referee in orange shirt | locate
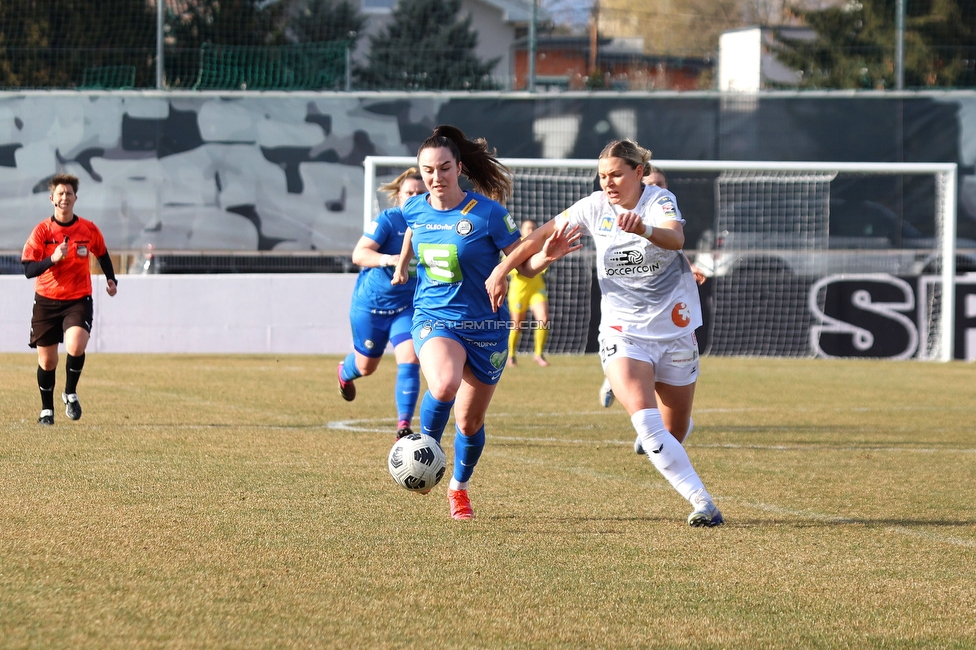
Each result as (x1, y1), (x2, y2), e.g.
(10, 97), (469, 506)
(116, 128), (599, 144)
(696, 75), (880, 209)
(21, 173), (118, 425)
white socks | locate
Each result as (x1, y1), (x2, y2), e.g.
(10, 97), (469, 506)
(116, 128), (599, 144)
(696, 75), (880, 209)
(631, 408), (710, 504)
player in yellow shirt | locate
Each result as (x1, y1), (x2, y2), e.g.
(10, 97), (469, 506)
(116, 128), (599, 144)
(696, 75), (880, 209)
(507, 219), (550, 367)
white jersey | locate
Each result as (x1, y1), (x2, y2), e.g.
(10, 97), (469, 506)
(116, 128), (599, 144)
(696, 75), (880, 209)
(557, 184), (703, 341)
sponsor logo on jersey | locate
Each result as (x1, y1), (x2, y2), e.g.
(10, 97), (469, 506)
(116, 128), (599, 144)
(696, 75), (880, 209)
(419, 243), (462, 283)
(456, 219), (473, 236)
(608, 249), (644, 265)
(460, 199), (478, 215)
(504, 213), (518, 233)
(605, 248), (662, 276)
(424, 223), (455, 230)
(598, 215), (615, 233)
(671, 301), (692, 327)
(366, 220), (379, 235)
(656, 196), (677, 218)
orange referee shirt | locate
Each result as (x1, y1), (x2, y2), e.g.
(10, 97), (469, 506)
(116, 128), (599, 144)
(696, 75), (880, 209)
(22, 215), (108, 301)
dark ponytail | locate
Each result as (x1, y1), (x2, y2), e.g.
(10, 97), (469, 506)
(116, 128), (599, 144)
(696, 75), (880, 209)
(418, 125), (513, 204)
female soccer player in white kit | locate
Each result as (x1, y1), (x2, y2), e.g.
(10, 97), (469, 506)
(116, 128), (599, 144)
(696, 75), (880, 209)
(487, 139), (723, 527)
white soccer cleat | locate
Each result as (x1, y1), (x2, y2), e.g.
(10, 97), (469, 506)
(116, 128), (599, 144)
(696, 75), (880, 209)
(688, 498), (725, 528)
(599, 377), (614, 408)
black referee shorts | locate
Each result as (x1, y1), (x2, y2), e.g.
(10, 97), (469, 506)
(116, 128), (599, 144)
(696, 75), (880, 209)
(29, 294), (94, 348)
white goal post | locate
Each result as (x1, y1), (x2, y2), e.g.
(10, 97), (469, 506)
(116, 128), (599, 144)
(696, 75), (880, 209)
(364, 156), (958, 361)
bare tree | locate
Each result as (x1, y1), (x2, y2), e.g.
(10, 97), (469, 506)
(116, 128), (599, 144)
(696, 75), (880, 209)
(595, 0), (824, 57)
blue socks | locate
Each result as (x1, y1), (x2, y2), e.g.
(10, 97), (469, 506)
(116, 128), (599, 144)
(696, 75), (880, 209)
(395, 363), (420, 423)
(419, 391), (455, 443)
(453, 425), (485, 483)
(339, 352), (361, 382)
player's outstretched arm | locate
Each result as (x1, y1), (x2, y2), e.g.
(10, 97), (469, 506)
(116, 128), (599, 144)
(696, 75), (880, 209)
(521, 219), (582, 277)
(486, 219), (580, 311)
(486, 220), (552, 311)
(391, 228), (413, 286)
(685, 253), (707, 285)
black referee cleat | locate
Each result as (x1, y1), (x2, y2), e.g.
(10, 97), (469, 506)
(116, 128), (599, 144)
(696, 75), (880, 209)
(62, 393), (82, 421)
(38, 409), (55, 425)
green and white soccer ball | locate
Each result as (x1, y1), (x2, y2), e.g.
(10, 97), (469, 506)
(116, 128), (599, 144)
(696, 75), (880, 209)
(388, 433), (447, 495)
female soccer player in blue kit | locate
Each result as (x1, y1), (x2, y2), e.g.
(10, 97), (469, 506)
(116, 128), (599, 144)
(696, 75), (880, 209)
(338, 169), (426, 438)
(392, 125), (581, 520)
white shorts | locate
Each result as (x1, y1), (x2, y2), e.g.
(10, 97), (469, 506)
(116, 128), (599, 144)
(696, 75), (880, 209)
(598, 330), (700, 387)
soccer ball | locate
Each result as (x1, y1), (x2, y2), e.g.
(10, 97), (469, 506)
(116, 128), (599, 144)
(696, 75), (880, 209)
(388, 433), (447, 495)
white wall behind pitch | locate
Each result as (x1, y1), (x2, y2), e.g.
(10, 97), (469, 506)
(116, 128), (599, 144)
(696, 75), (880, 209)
(0, 274), (357, 354)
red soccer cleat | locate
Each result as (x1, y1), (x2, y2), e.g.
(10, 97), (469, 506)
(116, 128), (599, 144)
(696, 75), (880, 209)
(448, 488), (474, 520)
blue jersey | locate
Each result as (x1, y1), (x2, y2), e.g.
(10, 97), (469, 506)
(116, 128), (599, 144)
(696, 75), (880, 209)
(351, 207), (417, 312)
(402, 191), (521, 325)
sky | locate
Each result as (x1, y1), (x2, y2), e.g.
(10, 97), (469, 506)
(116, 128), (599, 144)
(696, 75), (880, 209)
(541, 0), (595, 30)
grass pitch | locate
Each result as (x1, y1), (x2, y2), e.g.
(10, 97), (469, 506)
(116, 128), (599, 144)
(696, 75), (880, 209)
(1, 353), (974, 648)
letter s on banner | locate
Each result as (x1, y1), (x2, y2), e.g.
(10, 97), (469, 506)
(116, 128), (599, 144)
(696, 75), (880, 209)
(808, 274), (918, 360)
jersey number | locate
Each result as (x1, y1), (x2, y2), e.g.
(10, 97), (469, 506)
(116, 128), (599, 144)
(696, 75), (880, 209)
(418, 243), (462, 283)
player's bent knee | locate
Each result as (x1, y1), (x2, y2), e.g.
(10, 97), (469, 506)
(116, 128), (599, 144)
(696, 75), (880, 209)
(428, 383), (461, 402)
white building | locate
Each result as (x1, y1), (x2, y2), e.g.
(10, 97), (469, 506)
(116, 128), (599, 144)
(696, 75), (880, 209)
(718, 26), (814, 92)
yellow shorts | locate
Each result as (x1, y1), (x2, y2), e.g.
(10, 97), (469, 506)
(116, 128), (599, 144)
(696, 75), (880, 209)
(508, 272), (547, 313)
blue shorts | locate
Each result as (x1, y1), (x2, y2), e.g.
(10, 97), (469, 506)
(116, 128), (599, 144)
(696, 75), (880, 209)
(412, 319), (508, 385)
(350, 303), (414, 358)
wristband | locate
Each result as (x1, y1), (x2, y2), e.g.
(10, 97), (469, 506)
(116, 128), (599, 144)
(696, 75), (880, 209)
(642, 225), (654, 240)
(379, 254), (393, 267)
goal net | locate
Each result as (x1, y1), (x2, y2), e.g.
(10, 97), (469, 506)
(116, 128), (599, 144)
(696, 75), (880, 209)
(363, 157), (958, 361)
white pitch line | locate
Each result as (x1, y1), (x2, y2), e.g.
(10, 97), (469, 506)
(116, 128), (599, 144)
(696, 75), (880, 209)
(326, 420), (976, 454)
(491, 405), (976, 417)
(492, 434), (632, 446)
(695, 443), (976, 454)
(330, 418), (975, 547)
(887, 527), (976, 549)
(328, 419), (393, 434)
(742, 501), (976, 549)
